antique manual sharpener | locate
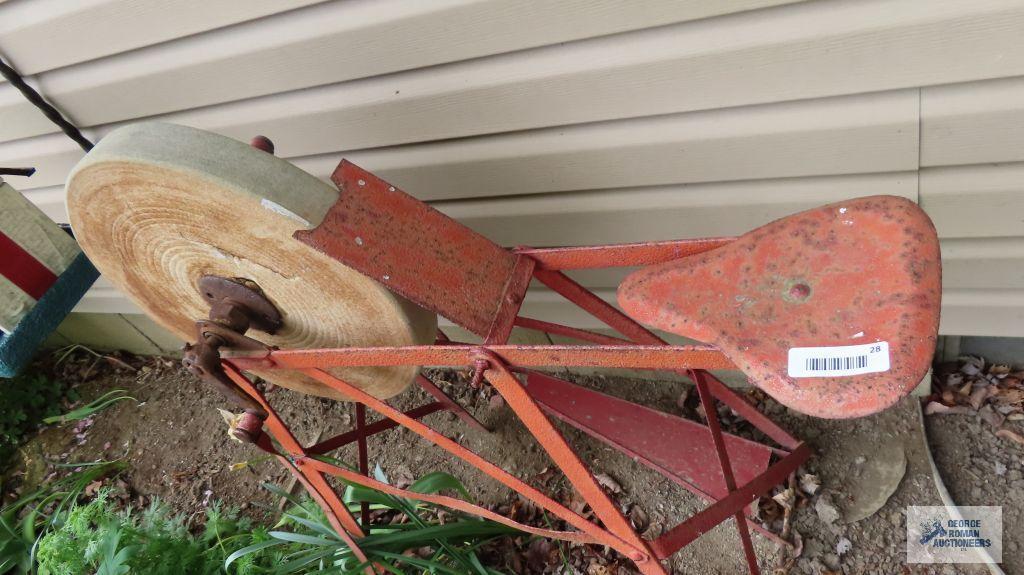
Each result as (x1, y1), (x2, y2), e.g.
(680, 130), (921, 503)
(66, 122), (941, 574)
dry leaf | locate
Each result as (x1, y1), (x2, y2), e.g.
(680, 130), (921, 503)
(979, 405), (1005, 429)
(959, 356), (984, 374)
(995, 429), (1024, 446)
(940, 390), (956, 405)
(772, 488), (795, 511)
(594, 473), (621, 494)
(629, 506), (650, 533)
(925, 402), (971, 415)
(83, 479), (103, 497)
(969, 385), (990, 410)
(991, 365), (1011, 376)
(798, 474), (821, 496)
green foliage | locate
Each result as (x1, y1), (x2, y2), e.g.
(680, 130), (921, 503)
(227, 464), (514, 574)
(0, 373), (67, 464)
(7, 461), (515, 574)
(0, 461), (125, 575)
(42, 390), (136, 426)
(34, 494), (285, 575)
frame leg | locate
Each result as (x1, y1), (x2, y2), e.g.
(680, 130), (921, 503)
(356, 403), (370, 527)
(299, 367), (648, 560)
(416, 374), (489, 433)
(476, 350), (666, 575)
(694, 371), (760, 574)
(221, 365), (374, 573)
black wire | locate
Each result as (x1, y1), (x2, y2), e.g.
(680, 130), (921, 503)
(0, 55), (93, 152)
(0, 167), (35, 177)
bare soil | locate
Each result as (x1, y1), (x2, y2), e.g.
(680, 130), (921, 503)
(4, 353), (1018, 574)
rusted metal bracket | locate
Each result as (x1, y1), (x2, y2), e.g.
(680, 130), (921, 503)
(182, 275), (280, 441)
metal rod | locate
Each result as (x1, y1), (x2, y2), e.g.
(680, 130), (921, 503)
(694, 371), (760, 574)
(514, 238), (733, 270)
(307, 402), (446, 455)
(0, 56), (93, 152)
(478, 354), (662, 571)
(514, 316), (634, 345)
(650, 444), (811, 559)
(415, 375), (488, 433)
(298, 367), (646, 560)
(0, 167), (36, 177)
(356, 403), (370, 527)
(484, 254), (535, 343)
(533, 269), (664, 343)
(228, 344), (734, 371)
(222, 365), (368, 540)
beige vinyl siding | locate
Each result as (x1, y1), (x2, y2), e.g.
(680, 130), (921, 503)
(0, 0), (1022, 352)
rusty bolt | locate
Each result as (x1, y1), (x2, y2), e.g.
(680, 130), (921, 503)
(249, 135), (275, 155)
(231, 412), (264, 443)
(469, 359), (489, 389)
(788, 282), (811, 300)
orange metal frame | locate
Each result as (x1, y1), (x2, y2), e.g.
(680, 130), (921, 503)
(213, 157), (810, 574)
(223, 251), (810, 575)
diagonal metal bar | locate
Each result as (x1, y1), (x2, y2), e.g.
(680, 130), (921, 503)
(650, 444), (811, 559)
(298, 367), (646, 560)
(416, 374), (488, 433)
(308, 402), (446, 455)
(693, 370), (760, 574)
(514, 238), (732, 271)
(230, 344), (733, 371)
(222, 366), (369, 549)
(475, 351), (664, 573)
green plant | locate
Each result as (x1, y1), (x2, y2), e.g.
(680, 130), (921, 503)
(42, 390), (136, 425)
(0, 461), (125, 574)
(227, 465), (516, 574)
(35, 493), (281, 575)
(0, 373), (67, 465)
(8, 461), (518, 574)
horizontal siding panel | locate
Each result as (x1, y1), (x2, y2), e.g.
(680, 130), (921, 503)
(922, 76), (1024, 166)
(439, 172), (918, 246)
(5, 0), (1024, 146)
(0, 132), (90, 192)
(940, 238), (1024, 290)
(2, 89), (919, 195)
(19, 185), (65, 223)
(155, 0), (1024, 162)
(941, 289), (1024, 337)
(0, 0), (324, 76)
(315, 90), (919, 201)
(920, 163), (1024, 238)
(0, 0), (798, 142)
(0, 80), (56, 143)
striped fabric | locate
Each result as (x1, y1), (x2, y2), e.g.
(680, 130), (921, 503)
(0, 179), (80, 334)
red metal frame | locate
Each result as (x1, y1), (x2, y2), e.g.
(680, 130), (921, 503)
(207, 157), (811, 574)
(220, 237), (809, 575)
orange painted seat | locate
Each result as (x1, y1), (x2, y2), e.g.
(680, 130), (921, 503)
(618, 196), (941, 419)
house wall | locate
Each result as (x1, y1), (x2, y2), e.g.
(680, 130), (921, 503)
(1, 0), (1023, 356)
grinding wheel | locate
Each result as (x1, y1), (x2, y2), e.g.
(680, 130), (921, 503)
(66, 122), (437, 400)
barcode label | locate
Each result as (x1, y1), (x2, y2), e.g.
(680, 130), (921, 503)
(788, 342), (890, 377)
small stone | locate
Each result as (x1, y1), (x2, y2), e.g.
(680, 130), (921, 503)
(854, 455), (866, 465)
(823, 552), (841, 570)
(815, 493), (841, 526)
(1008, 469), (1022, 481)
